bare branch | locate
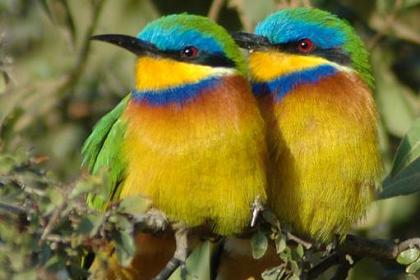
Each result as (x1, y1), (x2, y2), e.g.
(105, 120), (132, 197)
(208, 0), (225, 22)
(0, 201), (26, 215)
(339, 234), (397, 260)
(59, 0), (107, 93)
(153, 225), (189, 280)
(286, 232), (312, 250)
(153, 257), (183, 280)
(307, 235), (420, 279)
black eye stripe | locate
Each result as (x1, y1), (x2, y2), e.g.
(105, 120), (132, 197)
(273, 41), (351, 65)
(155, 49), (236, 68)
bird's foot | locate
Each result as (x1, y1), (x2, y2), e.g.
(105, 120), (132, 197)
(137, 208), (168, 232)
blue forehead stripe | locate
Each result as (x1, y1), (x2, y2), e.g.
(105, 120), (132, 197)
(138, 27), (223, 53)
(132, 77), (221, 106)
(252, 65), (337, 100)
(256, 19), (345, 49)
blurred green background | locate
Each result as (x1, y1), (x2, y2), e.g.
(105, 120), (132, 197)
(0, 0), (419, 278)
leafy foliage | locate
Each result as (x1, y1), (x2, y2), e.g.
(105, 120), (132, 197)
(0, 152), (151, 278)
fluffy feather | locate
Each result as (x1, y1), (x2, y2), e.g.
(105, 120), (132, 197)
(255, 7), (373, 87)
(247, 7), (382, 241)
(83, 13), (267, 279)
(121, 74), (266, 234)
(259, 72), (382, 240)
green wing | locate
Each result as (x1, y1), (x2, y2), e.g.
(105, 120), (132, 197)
(82, 95), (129, 210)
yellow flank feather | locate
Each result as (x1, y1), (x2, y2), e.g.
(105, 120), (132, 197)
(121, 58), (267, 235)
(135, 56), (233, 90)
(248, 51), (345, 82)
(250, 54), (382, 241)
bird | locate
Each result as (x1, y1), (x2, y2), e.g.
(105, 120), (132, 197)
(231, 7), (383, 243)
(82, 14), (267, 279)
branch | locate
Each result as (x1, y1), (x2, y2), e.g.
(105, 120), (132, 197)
(153, 258), (183, 280)
(286, 232), (312, 250)
(0, 201), (26, 215)
(338, 234), (406, 260)
(368, 0), (403, 50)
(307, 235), (420, 279)
(153, 226), (189, 280)
(208, 0), (225, 22)
(59, 0), (107, 93)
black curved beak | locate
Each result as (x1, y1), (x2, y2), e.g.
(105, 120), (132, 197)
(230, 31), (272, 50)
(91, 34), (160, 56)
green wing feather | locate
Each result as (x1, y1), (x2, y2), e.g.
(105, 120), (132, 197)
(81, 95), (129, 209)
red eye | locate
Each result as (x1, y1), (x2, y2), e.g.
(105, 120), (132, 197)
(297, 38), (315, 54)
(181, 46), (199, 58)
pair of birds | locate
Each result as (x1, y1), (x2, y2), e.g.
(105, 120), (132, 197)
(82, 7), (382, 279)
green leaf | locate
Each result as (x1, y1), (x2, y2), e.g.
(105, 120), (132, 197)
(288, 274), (300, 280)
(251, 230), (268, 259)
(262, 266), (286, 280)
(390, 119), (420, 177)
(373, 49), (416, 138)
(114, 215), (133, 232)
(379, 157), (420, 199)
(404, 274), (418, 280)
(76, 214), (104, 237)
(397, 248), (420, 265)
(295, 244), (304, 259)
(43, 188), (64, 214)
(289, 260), (300, 276)
(379, 119), (420, 199)
(407, 258), (420, 274)
(70, 176), (99, 199)
(169, 241), (219, 280)
(275, 234), (286, 254)
(118, 196), (151, 216)
(114, 230), (135, 267)
(0, 155), (16, 174)
(262, 210), (280, 228)
(279, 247), (292, 263)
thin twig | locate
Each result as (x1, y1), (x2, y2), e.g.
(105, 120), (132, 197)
(208, 0), (225, 22)
(60, 0), (107, 93)
(368, 0), (403, 50)
(153, 226), (189, 280)
(307, 235), (420, 279)
(0, 201), (26, 215)
(338, 234), (397, 260)
(230, 0), (253, 32)
(287, 232), (313, 250)
(40, 202), (67, 241)
(153, 257), (183, 280)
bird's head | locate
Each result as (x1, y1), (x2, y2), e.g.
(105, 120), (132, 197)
(232, 8), (373, 95)
(92, 14), (246, 95)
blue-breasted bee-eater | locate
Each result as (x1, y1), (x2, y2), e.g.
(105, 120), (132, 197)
(82, 14), (267, 279)
(233, 6), (382, 242)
